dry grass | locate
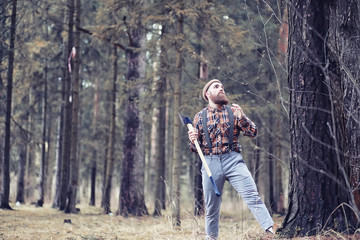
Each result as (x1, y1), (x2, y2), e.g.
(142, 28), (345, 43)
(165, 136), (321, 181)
(0, 203), (359, 240)
(0, 203), (273, 240)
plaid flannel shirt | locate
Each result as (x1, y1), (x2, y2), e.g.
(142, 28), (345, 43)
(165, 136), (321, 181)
(189, 105), (257, 155)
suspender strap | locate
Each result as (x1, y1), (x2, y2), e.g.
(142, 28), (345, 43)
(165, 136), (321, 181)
(202, 106), (234, 154)
(225, 105), (234, 148)
(202, 108), (212, 154)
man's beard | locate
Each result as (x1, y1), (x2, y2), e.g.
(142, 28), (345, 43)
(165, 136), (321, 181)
(209, 92), (229, 105)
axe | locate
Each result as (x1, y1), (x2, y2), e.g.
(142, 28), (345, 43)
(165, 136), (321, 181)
(178, 112), (220, 196)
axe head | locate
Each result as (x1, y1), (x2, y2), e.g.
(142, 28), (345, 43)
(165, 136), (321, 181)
(178, 112), (192, 125)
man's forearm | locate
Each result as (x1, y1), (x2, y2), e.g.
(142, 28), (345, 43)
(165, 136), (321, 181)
(239, 116), (257, 137)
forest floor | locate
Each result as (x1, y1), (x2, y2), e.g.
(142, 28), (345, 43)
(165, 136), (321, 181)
(0, 203), (359, 240)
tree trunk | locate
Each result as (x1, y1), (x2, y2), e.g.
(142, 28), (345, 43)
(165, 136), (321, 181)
(0, 0), (6, 199)
(46, 108), (55, 202)
(25, 88), (36, 200)
(65, 0), (81, 214)
(52, 4), (67, 209)
(194, 157), (204, 216)
(15, 146), (26, 204)
(268, 140), (274, 212)
(254, 138), (261, 186)
(0, 139), (2, 199)
(194, 36), (208, 216)
(37, 59), (48, 208)
(153, 24), (168, 217)
(330, 0), (360, 211)
(1, 0), (16, 210)
(274, 5), (288, 215)
(274, 100), (285, 214)
(171, 1), (184, 227)
(278, 0), (358, 237)
(118, 5), (148, 216)
(103, 46), (117, 214)
(89, 74), (100, 206)
(52, 92), (64, 208)
(267, 98), (276, 213)
(60, 0), (74, 211)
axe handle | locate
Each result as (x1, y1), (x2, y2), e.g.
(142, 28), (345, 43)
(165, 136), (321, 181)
(187, 123), (220, 196)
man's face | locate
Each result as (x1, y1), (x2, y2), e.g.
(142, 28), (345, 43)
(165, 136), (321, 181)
(207, 82), (229, 105)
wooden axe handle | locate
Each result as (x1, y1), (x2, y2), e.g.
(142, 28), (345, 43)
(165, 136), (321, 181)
(186, 123), (220, 196)
(187, 124), (212, 176)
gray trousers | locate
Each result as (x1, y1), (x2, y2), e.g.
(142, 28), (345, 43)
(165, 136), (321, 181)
(202, 151), (274, 239)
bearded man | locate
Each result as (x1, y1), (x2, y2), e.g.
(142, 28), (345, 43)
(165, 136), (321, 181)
(188, 79), (274, 240)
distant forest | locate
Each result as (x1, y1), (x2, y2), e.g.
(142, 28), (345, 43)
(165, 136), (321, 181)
(1, 0), (359, 238)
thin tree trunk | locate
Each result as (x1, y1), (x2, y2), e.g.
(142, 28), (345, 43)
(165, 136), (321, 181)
(274, 125), (284, 214)
(274, 5), (287, 215)
(1, 0), (16, 210)
(0, 139), (2, 198)
(103, 46), (117, 214)
(60, 0), (74, 211)
(52, 27), (66, 208)
(158, 81), (167, 211)
(25, 88), (36, 200)
(194, 156), (203, 216)
(65, 0), (81, 214)
(46, 108), (55, 202)
(166, 77), (173, 199)
(15, 146), (26, 204)
(101, 140), (108, 208)
(148, 108), (158, 203)
(171, 1), (184, 226)
(274, 99), (285, 214)
(52, 98), (64, 208)
(0, 0), (6, 198)
(89, 74), (100, 206)
(194, 31), (208, 216)
(37, 58), (48, 207)
(268, 99), (275, 212)
(153, 25), (168, 216)
(254, 138), (261, 186)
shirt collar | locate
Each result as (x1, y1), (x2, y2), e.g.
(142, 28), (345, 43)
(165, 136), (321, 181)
(207, 105), (226, 113)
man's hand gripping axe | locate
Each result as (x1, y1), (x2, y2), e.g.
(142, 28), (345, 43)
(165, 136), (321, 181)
(178, 112), (221, 196)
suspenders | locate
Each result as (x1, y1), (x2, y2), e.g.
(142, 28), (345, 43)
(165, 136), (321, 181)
(201, 105), (234, 154)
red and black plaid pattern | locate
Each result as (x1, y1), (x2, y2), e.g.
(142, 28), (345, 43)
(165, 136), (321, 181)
(189, 105), (257, 155)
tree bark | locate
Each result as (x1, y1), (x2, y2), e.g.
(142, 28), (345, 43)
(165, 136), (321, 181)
(1, 0), (16, 210)
(25, 88), (36, 200)
(171, 0), (184, 227)
(153, 24), (168, 217)
(52, 10), (67, 207)
(46, 107), (55, 202)
(274, 112), (285, 214)
(278, 0), (358, 237)
(89, 74), (100, 206)
(253, 138), (261, 186)
(59, 0), (74, 211)
(194, 35), (208, 216)
(52, 87), (64, 208)
(15, 146), (26, 204)
(330, 0), (360, 211)
(0, 0), (7, 201)
(103, 46), (117, 214)
(37, 57), (48, 208)
(118, 1), (148, 216)
(65, 0), (81, 214)
(274, 5), (288, 215)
